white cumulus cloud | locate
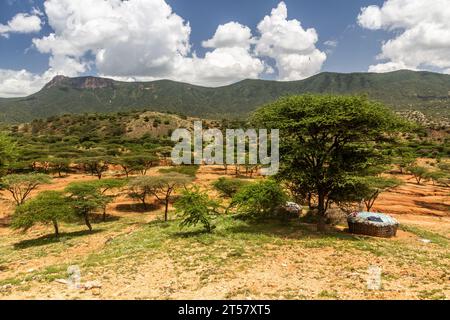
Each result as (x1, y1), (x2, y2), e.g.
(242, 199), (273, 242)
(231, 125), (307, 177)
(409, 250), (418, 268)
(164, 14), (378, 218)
(255, 2), (326, 81)
(0, 12), (42, 37)
(33, 0), (192, 78)
(0, 69), (50, 97)
(358, 0), (450, 73)
(202, 22), (254, 49)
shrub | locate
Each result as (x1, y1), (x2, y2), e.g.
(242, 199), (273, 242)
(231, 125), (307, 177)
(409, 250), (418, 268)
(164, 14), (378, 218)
(425, 171), (449, 186)
(407, 166), (429, 184)
(159, 165), (199, 177)
(175, 187), (220, 233)
(213, 177), (249, 198)
(230, 180), (288, 220)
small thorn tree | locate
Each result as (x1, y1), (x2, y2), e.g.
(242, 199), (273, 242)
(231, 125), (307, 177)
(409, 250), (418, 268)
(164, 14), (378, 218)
(331, 176), (402, 213)
(128, 173), (193, 221)
(78, 157), (110, 179)
(65, 182), (107, 231)
(407, 166), (429, 185)
(88, 178), (127, 221)
(49, 158), (71, 177)
(1, 173), (52, 205)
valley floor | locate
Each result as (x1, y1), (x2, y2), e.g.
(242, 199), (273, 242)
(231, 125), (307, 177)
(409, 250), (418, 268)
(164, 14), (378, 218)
(0, 166), (449, 300)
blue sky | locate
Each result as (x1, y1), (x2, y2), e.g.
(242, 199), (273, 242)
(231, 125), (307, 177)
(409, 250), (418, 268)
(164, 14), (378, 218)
(0, 0), (449, 97)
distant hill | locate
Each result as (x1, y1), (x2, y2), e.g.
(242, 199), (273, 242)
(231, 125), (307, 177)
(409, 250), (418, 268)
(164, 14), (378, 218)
(1, 70), (450, 122)
(14, 110), (199, 140)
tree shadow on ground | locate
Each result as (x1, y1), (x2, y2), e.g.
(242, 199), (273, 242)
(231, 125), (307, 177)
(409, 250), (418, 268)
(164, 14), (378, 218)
(223, 219), (362, 242)
(167, 217), (362, 242)
(0, 216), (11, 227)
(90, 214), (121, 223)
(115, 203), (161, 213)
(173, 229), (211, 238)
(14, 229), (104, 249)
(413, 200), (450, 215)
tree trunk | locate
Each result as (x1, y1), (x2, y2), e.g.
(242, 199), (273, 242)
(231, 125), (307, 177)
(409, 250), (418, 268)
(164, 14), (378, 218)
(164, 198), (169, 222)
(102, 207), (107, 222)
(317, 191), (327, 232)
(365, 191), (379, 212)
(307, 193), (312, 209)
(53, 220), (59, 237)
(84, 213), (93, 231)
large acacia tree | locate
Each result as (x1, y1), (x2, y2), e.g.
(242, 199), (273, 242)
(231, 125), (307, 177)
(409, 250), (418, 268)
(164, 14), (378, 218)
(252, 95), (407, 231)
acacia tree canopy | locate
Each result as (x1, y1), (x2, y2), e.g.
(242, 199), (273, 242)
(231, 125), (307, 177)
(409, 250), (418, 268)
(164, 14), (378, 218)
(88, 178), (127, 221)
(65, 182), (108, 231)
(11, 191), (73, 237)
(330, 176), (402, 213)
(1, 173), (52, 205)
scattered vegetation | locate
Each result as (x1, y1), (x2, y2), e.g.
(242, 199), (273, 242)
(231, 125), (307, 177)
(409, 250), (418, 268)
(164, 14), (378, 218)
(65, 182), (108, 231)
(128, 173), (193, 220)
(0, 92), (448, 300)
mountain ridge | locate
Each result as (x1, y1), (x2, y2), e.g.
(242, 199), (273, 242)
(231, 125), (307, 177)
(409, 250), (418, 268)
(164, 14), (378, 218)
(1, 70), (450, 122)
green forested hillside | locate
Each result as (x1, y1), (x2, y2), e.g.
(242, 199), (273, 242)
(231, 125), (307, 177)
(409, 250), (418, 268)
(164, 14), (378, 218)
(1, 70), (450, 122)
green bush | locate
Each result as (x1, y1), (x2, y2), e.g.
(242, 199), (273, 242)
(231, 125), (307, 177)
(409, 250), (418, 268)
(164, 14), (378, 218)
(213, 177), (249, 198)
(230, 180), (288, 220)
(175, 187), (220, 233)
(159, 165), (199, 177)
(407, 166), (429, 184)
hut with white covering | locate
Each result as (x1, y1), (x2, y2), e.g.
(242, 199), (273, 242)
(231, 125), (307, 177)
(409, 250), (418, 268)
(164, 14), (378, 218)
(347, 212), (399, 238)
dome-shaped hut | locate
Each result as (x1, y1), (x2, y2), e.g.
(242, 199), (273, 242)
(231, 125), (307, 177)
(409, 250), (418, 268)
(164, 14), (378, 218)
(347, 212), (399, 238)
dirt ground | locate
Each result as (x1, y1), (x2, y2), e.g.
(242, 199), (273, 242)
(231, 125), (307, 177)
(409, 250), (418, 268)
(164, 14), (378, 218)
(0, 165), (449, 300)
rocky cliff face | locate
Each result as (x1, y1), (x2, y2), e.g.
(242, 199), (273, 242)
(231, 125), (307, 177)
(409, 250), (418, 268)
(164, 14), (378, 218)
(43, 75), (69, 89)
(74, 76), (114, 89)
(44, 75), (114, 90)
